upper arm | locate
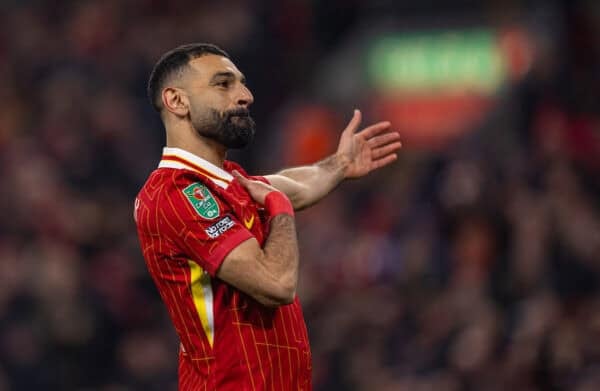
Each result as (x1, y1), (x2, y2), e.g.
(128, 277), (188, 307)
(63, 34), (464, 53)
(160, 176), (253, 276)
(216, 238), (294, 307)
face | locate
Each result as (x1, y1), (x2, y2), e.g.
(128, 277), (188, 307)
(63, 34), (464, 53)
(176, 54), (255, 149)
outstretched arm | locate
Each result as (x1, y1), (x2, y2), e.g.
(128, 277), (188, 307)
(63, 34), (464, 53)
(266, 109), (402, 210)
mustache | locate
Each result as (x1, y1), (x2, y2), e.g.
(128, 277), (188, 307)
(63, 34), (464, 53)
(224, 108), (250, 119)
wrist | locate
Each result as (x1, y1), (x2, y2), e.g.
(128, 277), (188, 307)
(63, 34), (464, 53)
(264, 191), (294, 217)
(333, 153), (351, 179)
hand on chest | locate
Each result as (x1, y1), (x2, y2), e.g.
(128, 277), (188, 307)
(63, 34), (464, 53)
(220, 181), (268, 240)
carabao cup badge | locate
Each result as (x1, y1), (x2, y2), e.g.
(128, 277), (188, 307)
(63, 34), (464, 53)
(183, 183), (220, 219)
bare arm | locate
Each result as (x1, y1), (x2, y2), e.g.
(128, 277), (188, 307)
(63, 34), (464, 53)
(266, 109), (402, 210)
(216, 172), (299, 307)
(265, 154), (346, 211)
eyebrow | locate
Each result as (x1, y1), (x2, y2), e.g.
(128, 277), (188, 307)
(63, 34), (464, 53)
(210, 71), (246, 84)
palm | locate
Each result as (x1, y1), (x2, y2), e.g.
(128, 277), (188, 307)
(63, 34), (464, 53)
(337, 110), (402, 179)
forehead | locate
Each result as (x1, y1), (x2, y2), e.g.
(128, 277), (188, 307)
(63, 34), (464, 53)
(186, 54), (243, 81)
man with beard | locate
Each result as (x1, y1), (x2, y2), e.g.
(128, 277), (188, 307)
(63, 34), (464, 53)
(134, 43), (401, 390)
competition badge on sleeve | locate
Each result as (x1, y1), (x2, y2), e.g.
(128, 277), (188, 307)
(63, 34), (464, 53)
(183, 183), (220, 219)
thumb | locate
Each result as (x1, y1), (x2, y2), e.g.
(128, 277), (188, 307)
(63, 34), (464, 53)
(343, 109), (362, 135)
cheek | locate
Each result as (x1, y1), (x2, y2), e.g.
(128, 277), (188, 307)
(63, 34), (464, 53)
(190, 107), (213, 127)
(187, 95), (210, 117)
(190, 93), (227, 115)
(188, 102), (222, 129)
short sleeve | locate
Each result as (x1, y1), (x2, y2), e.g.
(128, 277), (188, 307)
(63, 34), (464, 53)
(160, 173), (253, 276)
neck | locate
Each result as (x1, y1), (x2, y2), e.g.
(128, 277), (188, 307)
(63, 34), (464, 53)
(165, 125), (227, 168)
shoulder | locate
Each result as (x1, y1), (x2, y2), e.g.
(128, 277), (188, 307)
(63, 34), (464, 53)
(135, 168), (220, 224)
(137, 169), (208, 204)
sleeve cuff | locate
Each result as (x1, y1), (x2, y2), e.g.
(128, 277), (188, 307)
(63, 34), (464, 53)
(202, 228), (254, 277)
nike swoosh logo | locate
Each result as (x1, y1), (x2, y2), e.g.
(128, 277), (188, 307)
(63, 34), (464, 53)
(244, 215), (255, 229)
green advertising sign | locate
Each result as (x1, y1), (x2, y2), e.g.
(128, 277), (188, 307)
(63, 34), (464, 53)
(368, 29), (505, 95)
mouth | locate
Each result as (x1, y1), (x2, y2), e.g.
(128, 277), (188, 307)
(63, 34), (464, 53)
(227, 108), (250, 119)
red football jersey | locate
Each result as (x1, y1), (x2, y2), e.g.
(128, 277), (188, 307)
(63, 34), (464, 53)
(134, 147), (312, 390)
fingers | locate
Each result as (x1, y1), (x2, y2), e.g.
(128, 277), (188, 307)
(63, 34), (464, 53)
(366, 130), (402, 162)
(358, 121), (392, 140)
(367, 131), (401, 148)
(372, 153), (398, 169)
(233, 170), (271, 204)
(372, 141), (402, 160)
(342, 109), (363, 135)
(232, 170), (243, 181)
(232, 170), (250, 188)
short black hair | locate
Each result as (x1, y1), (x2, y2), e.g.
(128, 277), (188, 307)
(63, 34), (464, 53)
(147, 43), (230, 112)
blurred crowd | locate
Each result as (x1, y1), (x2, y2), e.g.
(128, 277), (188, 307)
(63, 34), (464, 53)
(0, 0), (599, 390)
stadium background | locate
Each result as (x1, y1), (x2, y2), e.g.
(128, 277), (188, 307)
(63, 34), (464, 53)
(1, 0), (599, 389)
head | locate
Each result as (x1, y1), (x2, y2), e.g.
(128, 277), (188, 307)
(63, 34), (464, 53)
(147, 43), (255, 149)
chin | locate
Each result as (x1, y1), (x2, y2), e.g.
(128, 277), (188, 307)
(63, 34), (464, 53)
(231, 116), (252, 128)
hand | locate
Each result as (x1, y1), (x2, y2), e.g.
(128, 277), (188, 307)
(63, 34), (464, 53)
(336, 109), (402, 179)
(232, 171), (281, 205)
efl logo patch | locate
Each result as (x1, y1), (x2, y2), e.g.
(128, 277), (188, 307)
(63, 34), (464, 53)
(205, 216), (235, 239)
(183, 183), (220, 219)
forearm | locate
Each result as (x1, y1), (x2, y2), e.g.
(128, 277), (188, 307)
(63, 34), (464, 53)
(217, 176), (300, 307)
(215, 205), (300, 307)
(260, 214), (299, 302)
(271, 154), (349, 210)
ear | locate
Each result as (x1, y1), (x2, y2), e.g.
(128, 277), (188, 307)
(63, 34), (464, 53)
(162, 87), (189, 117)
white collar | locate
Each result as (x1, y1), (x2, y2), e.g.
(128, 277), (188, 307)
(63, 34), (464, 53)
(158, 147), (233, 188)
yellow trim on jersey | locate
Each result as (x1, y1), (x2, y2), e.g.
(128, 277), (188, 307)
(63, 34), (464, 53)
(188, 260), (215, 347)
(160, 146), (234, 181)
(162, 155), (232, 184)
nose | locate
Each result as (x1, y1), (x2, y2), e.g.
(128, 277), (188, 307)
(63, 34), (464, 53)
(237, 84), (254, 108)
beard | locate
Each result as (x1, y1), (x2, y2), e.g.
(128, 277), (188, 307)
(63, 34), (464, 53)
(191, 107), (256, 149)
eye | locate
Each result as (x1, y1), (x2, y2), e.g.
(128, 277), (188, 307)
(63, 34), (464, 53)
(216, 80), (230, 89)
